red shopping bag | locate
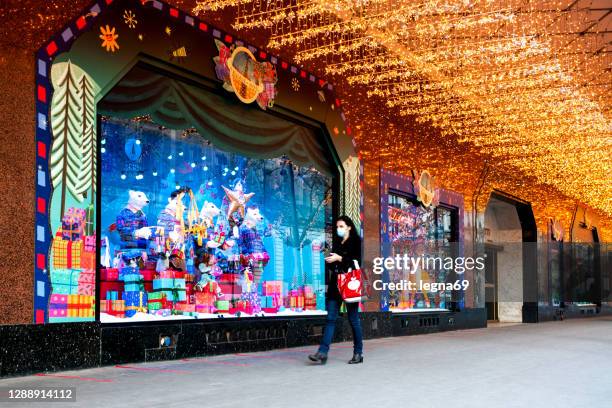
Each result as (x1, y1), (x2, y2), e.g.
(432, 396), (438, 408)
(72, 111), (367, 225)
(337, 260), (364, 303)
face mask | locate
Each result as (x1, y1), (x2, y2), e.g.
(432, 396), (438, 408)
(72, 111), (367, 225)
(336, 227), (347, 238)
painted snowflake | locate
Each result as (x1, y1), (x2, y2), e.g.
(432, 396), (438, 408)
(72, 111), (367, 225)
(123, 10), (137, 29)
(291, 77), (300, 92)
(99, 25), (119, 52)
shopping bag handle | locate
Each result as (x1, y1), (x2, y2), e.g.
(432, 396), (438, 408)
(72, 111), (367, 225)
(348, 259), (360, 272)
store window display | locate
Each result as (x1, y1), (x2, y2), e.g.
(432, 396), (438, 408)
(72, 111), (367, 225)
(99, 117), (332, 321)
(386, 193), (458, 311)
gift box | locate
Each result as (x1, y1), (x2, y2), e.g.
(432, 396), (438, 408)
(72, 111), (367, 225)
(260, 296), (275, 308)
(159, 270), (174, 279)
(101, 268), (119, 281)
(52, 237), (83, 269)
(66, 294), (94, 318)
(195, 304), (215, 313)
(84, 235), (96, 252)
(215, 300), (230, 312)
(61, 218), (83, 241)
(50, 294), (68, 306)
(153, 278), (186, 302)
(120, 266), (139, 279)
(195, 291), (216, 305)
(185, 283), (194, 298)
(262, 307), (279, 313)
(304, 297), (317, 310)
(174, 303), (196, 313)
(109, 300), (125, 318)
(106, 290), (119, 301)
(140, 269), (156, 281)
(262, 281), (283, 295)
(219, 273), (240, 283)
(184, 274), (195, 283)
(148, 292), (169, 311)
(49, 307), (67, 318)
(77, 282), (95, 296)
(81, 251), (96, 269)
(50, 268), (81, 294)
(287, 295), (305, 309)
(303, 285), (314, 298)
(122, 273), (144, 291)
(123, 291), (148, 317)
(240, 292), (261, 313)
(100, 299), (111, 313)
(85, 204), (95, 236)
(100, 281), (123, 301)
(219, 282), (241, 295)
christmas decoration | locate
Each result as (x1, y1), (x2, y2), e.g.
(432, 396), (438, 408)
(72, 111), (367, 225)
(222, 180), (254, 218)
(99, 25), (119, 53)
(291, 77), (300, 92)
(123, 10), (137, 29)
(213, 41), (278, 110)
(193, 0), (612, 216)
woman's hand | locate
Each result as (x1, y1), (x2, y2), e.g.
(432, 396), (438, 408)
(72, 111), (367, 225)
(325, 253), (342, 263)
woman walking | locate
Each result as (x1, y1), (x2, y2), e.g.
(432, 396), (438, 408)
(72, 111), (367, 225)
(309, 215), (364, 364)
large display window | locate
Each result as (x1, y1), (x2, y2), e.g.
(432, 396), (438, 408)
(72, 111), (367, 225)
(99, 116), (332, 321)
(33, 0), (360, 324)
(379, 169), (465, 313)
(386, 193), (458, 311)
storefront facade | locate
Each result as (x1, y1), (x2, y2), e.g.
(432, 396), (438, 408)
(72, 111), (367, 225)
(0, 0), (610, 377)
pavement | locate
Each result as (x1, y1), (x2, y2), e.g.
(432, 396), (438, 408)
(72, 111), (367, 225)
(1, 316), (611, 408)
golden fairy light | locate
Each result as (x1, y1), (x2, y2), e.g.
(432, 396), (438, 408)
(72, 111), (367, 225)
(194, 0), (612, 217)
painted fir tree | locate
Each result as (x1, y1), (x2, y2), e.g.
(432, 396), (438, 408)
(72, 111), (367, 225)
(50, 60), (84, 218)
(75, 72), (97, 204)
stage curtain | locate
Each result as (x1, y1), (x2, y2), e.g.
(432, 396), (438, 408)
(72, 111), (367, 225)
(98, 65), (332, 175)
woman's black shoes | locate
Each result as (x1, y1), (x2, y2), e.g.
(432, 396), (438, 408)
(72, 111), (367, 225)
(308, 352), (328, 364)
(348, 353), (363, 364)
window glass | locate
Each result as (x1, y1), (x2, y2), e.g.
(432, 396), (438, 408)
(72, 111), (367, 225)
(387, 193), (457, 310)
(100, 117), (332, 321)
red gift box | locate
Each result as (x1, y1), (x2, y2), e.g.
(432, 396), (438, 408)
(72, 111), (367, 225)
(219, 282), (241, 295)
(143, 281), (153, 293)
(195, 291), (216, 306)
(262, 306), (279, 313)
(81, 251), (96, 269)
(101, 268), (119, 281)
(140, 269), (156, 281)
(219, 273), (240, 282)
(100, 281), (124, 301)
(196, 304), (215, 313)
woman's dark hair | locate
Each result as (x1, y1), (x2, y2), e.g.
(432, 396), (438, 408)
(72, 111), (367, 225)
(333, 215), (361, 249)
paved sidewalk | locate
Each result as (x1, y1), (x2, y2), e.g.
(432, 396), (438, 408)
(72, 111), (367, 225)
(2, 316), (611, 408)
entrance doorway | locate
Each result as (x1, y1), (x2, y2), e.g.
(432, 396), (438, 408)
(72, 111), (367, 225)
(484, 192), (538, 323)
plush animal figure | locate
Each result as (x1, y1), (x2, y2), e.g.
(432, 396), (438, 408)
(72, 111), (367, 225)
(116, 190), (152, 248)
(158, 192), (180, 236)
(199, 201), (221, 227)
(238, 206), (269, 284)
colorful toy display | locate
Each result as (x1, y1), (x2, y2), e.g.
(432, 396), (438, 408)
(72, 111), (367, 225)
(98, 117), (331, 321)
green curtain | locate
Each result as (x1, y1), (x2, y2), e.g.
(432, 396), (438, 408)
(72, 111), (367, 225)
(98, 65), (332, 175)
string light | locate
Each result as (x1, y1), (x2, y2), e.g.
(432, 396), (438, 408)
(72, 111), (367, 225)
(193, 0), (611, 221)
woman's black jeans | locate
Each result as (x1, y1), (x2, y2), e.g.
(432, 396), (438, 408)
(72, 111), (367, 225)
(317, 298), (363, 355)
